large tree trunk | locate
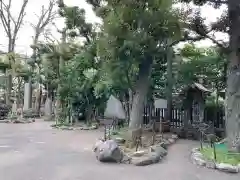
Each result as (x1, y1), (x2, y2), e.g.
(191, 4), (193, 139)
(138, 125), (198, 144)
(5, 71), (12, 106)
(129, 59), (153, 129)
(86, 104), (93, 125)
(166, 47), (173, 121)
(55, 29), (66, 124)
(225, 0), (240, 151)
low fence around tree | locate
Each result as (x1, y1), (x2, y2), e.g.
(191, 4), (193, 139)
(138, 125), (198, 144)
(143, 106), (225, 134)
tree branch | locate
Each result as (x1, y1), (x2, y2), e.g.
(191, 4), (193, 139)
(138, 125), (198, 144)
(0, 0), (11, 35)
(169, 35), (206, 47)
(13, 0), (28, 39)
(32, 0), (57, 42)
(0, 0), (29, 52)
(208, 0), (227, 4)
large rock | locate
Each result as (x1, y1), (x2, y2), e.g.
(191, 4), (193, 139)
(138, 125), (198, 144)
(114, 137), (125, 144)
(132, 150), (146, 157)
(95, 140), (124, 163)
(132, 152), (162, 166)
(93, 139), (104, 152)
(150, 144), (168, 157)
(216, 163), (239, 173)
(23, 108), (39, 118)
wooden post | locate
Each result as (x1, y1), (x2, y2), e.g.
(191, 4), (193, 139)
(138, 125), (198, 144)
(159, 116), (163, 141)
(104, 125), (107, 141)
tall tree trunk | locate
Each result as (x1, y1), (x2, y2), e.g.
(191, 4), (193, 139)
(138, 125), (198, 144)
(5, 73), (12, 105)
(166, 47), (173, 121)
(55, 29), (66, 124)
(86, 104), (93, 125)
(225, 0), (240, 151)
(24, 38), (37, 111)
(129, 59), (153, 129)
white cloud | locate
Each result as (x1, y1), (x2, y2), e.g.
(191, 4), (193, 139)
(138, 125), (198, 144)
(0, 0), (227, 55)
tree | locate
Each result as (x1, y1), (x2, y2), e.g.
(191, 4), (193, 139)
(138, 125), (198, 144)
(23, 0), (57, 113)
(177, 44), (226, 92)
(0, 0), (29, 105)
(35, 0), (104, 124)
(88, 0), (183, 130)
(180, 0), (239, 151)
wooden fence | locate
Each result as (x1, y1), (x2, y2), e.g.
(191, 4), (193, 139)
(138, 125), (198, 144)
(143, 106), (225, 132)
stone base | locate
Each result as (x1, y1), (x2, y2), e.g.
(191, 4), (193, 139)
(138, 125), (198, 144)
(52, 124), (98, 131)
(1, 118), (35, 124)
(191, 147), (240, 173)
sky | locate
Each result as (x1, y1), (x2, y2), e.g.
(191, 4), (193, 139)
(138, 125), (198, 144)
(0, 0), (227, 55)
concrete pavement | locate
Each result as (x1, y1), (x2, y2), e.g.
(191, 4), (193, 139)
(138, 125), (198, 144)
(0, 121), (239, 180)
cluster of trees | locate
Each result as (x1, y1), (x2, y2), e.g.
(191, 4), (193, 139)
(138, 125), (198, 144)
(1, 0), (239, 150)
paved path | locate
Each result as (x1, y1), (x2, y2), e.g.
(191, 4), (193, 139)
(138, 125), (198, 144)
(0, 121), (239, 180)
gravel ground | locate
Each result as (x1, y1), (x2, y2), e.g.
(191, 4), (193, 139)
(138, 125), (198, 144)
(0, 120), (239, 180)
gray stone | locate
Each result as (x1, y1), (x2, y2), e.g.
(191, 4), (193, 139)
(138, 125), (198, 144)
(95, 140), (123, 163)
(168, 138), (175, 144)
(44, 98), (52, 117)
(132, 150), (146, 157)
(93, 139), (104, 152)
(193, 152), (204, 158)
(191, 147), (200, 154)
(150, 144), (167, 157)
(191, 154), (206, 166)
(114, 137), (125, 144)
(23, 83), (31, 111)
(162, 139), (171, 147)
(171, 134), (178, 140)
(82, 126), (90, 130)
(90, 125), (98, 130)
(158, 142), (168, 149)
(206, 160), (216, 169)
(61, 126), (74, 130)
(121, 153), (132, 164)
(216, 163), (239, 173)
(132, 152), (162, 166)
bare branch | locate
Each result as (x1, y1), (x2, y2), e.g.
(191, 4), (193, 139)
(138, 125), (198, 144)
(32, 0), (57, 42)
(0, 0), (11, 35)
(43, 29), (60, 44)
(13, 0), (29, 39)
(0, 0), (29, 52)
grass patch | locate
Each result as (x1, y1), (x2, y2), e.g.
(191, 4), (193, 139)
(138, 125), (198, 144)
(111, 127), (129, 137)
(200, 147), (240, 165)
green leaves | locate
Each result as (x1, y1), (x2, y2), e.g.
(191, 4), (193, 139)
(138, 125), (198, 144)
(177, 44), (226, 91)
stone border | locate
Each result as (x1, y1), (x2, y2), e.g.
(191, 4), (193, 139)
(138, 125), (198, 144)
(52, 125), (98, 131)
(191, 147), (240, 173)
(93, 134), (179, 166)
(0, 118), (35, 124)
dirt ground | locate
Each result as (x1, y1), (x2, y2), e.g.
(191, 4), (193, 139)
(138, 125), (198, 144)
(0, 120), (239, 180)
